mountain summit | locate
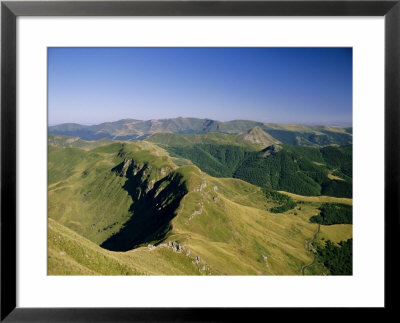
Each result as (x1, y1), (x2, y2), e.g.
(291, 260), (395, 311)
(242, 126), (281, 147)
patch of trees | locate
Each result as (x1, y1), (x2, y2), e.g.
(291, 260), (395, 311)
(234, 150), (322, 196)
(310, 203), (352, 225)
(316, 239), (352, 275)
(321, 145), (352, 178)
(284, 145), (324, 163)
(321, 180), (352, 198)
(270, 200), (297, 213)
(166, 144), (253, 178)
(164, 142), (352, 198)
(233, 147), (352, 197)
(263, 189), (297, 213)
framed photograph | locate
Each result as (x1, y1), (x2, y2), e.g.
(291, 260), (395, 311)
(1, 0), (399, 321)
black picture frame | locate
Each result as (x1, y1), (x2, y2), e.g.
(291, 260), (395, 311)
(1, 0), (399, 321)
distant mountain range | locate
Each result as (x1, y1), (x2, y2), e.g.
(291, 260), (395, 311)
(49, 117), (352, 147)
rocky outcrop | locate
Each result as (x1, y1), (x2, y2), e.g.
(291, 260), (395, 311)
(167, 241), (183, 253)
(194, 181), (207, 192)
(188, 201), (204, 222)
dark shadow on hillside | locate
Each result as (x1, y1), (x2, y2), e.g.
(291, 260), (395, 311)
(100, 161), (187, 251)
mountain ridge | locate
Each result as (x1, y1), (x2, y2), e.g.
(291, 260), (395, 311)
(49, 117), (352, 147)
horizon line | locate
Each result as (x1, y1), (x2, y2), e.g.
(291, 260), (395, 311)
(48, 117), (353, 128)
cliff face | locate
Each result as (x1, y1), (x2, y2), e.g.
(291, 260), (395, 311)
(48, 142), (188, 248)
(101, 158), (188, 251)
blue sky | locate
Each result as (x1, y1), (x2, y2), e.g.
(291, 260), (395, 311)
(48, 48), (352, 126)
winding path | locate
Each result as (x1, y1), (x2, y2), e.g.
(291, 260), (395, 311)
(301, 223), (320, 275)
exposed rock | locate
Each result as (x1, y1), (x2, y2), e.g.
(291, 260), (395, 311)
(65, 137), (79, 144)
(167, 241), (183, 253)
(262, 255), (269, 267)
(160, 167), (169, 176)
(146, 179), (156, 192)
(154, 186), (164, 198)
(188, 201), (203, 221)
(194, 181), (207, 192)
(121, 158), (132, 176)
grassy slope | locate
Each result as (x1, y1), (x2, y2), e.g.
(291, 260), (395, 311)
(48, 218), (200, 275)
(278, 191), (352, 205)
(48, 218), (142, 275)
(279, 191), (353, 243)
(167, 172), (316, 275)
(48, 134), (113, 150)
(49, 141), (352, 275)
(48, 141), (177, 245)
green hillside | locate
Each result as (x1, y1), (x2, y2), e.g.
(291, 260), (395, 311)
(234, 144), (352, 198)
(49, 141), (178, 245)
(147, 131), (352, 198)
(314, 239), (353, 275)
(48, 140), (352, 275)
(146, 131), (263, 177)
